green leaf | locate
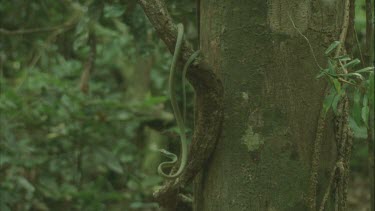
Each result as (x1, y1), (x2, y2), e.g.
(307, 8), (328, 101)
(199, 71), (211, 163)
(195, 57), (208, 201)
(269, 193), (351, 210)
(355, 66), (374, 73)
(323, 87), (336, 115)
(328, 59), (336, 74)
(344, 72), (364, 80)
(325, 41), (340, 55)
(17, 177), (35, 193)
(331, 78), (341, 93)
(334, 55), (351, 61)
(362, 105), (369, 127)
(316, 70), (327, 79)
(98, 147), (124, 174)
(343, 58), (361, 68)
(142, 95), (168, 107)
(349, 117), (368, 139)
(103, 4), (125, 18)
(363, 94), (368, 107)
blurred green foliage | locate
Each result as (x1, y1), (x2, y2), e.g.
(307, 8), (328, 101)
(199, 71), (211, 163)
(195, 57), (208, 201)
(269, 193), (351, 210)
(0, 0), (371, 210)
(0, 0), (197, 210)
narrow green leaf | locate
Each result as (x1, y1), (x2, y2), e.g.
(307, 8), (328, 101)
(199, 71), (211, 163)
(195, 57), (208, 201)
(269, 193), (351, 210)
(103, 4), (125, 18)
(331, 78), (341, 93)
(343, 58), (360, 68)
(334, 55), (351, 61)
(17, 177), (35, 193)
(323, 87), (336, 115)
(349, 117), (368, 139)
(362, 105), (369, 127)
(355, 66), (374, 73)
(363, 95), (368, 107)
(316, 71), (325, 79)
(328, 59), (336, 74)
(344, 72), (364, 80)
(325, 41), (340, 55)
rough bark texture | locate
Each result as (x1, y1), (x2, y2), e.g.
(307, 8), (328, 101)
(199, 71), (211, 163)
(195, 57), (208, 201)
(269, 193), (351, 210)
(194, 1), (345, 210)
(137, 1), (224, 209)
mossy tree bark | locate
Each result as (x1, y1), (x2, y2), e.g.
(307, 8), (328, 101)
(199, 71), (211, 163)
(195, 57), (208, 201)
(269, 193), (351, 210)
(194, 1), (346, 210)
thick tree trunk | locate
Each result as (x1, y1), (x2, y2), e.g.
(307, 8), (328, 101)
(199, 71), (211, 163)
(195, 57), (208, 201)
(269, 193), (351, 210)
(194, 1), (345, 210)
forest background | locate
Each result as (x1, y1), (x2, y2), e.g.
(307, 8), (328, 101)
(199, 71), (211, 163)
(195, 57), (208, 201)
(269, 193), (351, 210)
(0, 0), (372, 210)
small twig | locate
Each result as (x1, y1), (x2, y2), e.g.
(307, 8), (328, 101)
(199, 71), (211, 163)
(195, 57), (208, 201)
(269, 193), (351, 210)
(15, 10), (81, 92)
(334, 0), (350, 60)
(319, 165), (338, 211)
(0, 23), (74, 35)
(353, 27), (365, 66)
(79, 32), (97, 94)
(337, 78), (356, 86)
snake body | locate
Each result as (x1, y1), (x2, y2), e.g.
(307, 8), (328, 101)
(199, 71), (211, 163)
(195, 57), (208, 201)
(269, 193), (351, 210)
(157, 23), (200, 178)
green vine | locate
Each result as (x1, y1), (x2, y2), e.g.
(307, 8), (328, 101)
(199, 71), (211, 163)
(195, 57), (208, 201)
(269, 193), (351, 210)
(317, 41), (374, 126)
(312, 40), (374, 211)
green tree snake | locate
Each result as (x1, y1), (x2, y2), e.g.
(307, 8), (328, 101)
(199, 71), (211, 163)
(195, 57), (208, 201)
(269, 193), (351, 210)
(157, 23), (201, 178)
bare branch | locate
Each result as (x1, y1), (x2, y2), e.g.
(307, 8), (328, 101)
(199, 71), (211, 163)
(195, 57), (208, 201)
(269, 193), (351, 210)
(79, 32), (97, 94)
(0, 23), (74, 35)
(137, 0), (194, 59)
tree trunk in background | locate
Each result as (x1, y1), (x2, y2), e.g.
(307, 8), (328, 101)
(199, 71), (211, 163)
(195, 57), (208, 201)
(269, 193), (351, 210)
(194, 1), (345, 210)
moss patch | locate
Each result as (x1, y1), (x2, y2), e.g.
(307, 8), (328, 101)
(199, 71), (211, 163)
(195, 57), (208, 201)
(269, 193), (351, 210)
(242, 126), (264, 152)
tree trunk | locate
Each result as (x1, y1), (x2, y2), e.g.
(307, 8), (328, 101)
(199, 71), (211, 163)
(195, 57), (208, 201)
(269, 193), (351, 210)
(194, 1), (345, 210)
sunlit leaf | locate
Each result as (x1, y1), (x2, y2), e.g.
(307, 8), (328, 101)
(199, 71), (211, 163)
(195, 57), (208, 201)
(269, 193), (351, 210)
(355, 66), (374, 73)
(17, 177), (35, 193)
(334, 54), (351, 61)
(325, 41), (340, 55)
(331, 78), (341, 93)
(316, 70), (326, 79)
(323, 87), (336, 115)
(343, 58), (360, 68)
(344, 72), (364, 80)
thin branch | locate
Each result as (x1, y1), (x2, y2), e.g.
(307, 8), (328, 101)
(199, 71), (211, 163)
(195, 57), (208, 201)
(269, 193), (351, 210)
(15, 12), (81, 92)
(79, 32), (97, 94)
(137, 0), (216, 87)
(334, 0), (350, 62)
(0, 23), (74, 35)
(307, 103), (326, 210)
(288, 13), (323, 70)
(353, 27), (365, 65)
(137, 0), (192, 57)
(319, 165), (338, 211)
